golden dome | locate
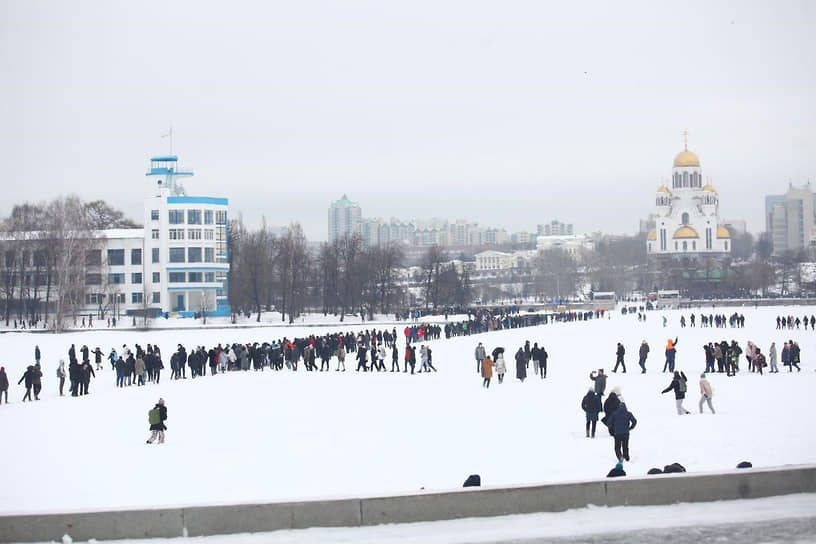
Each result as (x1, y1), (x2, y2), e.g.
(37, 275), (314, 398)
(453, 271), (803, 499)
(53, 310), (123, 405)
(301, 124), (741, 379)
(673, 226), (699, 239)
(702, 183), (716, 192)
(716, 226), (731, 238)
(657, 186), (671, 193)
(647, 229), (657, 240)
(673, 149), (700, 167)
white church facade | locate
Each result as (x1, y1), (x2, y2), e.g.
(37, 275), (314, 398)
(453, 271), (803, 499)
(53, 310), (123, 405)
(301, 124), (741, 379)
(647, 140), (731, 258)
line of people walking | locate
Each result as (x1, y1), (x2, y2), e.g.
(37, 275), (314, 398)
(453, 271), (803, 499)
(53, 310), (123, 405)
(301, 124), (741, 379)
(476, 340), (549, 388)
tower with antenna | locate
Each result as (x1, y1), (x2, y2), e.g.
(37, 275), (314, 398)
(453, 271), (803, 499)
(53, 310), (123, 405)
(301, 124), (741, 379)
(146, 154), (193, 197)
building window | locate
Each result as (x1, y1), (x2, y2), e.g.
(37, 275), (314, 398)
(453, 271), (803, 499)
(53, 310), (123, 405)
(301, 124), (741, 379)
(188, 272), (203, 283)
(692, 241), (696, 250)
(187, 209), (202, 225)
(215, 210), (227, 224)
(132, 272), (143, 284)
(188, 247), (202, 263)
(648, 242), (652, 252)
(205, 272), (215, 282)
(725, 241), (729, 251)
(169, 209), (184, 224)
(204, 210), (214, 224)
(131, 248), (142, 265)
(109, 273), (125, 284)
(169, 248), (186, 263)
(204, 247), (214, 262)
(132, 292), (143, 304)
(85, 250), (102, 266)
(152, 292), (161, 304)
(85, 293), (103, 304)
(169, 229), (185, 240)
(107, 249), (125, 266)
(152, 247), (160, 263)
(152, 272), (160, 283)
(85, 273), (102, 286)
(151, 229), (159, 240)
(683, 241), (687, 251)
(188, 229), (202, 240)
(681, 212), (690, 225)
(674, 242), (678, 250)
(151, 209), (159, 221)
(169, 272), (186, 283)
(204, 229), (214, 240)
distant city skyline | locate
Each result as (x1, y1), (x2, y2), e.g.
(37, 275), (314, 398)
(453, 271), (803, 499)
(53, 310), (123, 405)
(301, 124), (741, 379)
(1, 1), (813, 241)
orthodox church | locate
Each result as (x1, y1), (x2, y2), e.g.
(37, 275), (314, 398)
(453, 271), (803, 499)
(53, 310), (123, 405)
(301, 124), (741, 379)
(647, 138), (731, 257)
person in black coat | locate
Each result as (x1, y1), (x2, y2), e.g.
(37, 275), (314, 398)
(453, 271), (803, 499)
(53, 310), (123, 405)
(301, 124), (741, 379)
(356, 345), (368, 372)
(600, 390), (621, 431)
(146, 398), (168, 444)
(0, 367), (8, 403)
(581, 388), (602, 438)
(515, 348), (527, 382)
(661, 370), (690, 415)
(18, 365), (35, 402)
(613, 343), (626, 373)
(79, 361), (95, 395)
(609, 402), (637, 462)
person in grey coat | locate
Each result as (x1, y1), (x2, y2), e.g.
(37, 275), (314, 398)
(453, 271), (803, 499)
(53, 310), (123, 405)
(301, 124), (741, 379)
(768, 342), (779, 373)
(474, 343), (486, 373)
(590, 369), (607, 401)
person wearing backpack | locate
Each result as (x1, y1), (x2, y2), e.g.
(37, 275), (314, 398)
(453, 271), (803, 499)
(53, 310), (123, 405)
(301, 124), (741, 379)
(146, 398), (168, 444)
(661, 370), (690, 414)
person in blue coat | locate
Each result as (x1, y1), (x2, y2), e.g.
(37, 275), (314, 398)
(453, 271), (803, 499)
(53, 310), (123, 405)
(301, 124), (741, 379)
(581, 388), (601, 438)
(609, 402), (637, 462)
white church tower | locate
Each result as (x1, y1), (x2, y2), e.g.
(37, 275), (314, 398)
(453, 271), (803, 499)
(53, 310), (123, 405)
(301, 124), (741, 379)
(647, 133), (731, 257)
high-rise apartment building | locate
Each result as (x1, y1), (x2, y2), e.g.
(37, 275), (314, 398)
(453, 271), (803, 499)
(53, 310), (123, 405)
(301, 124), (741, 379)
(765, 184), (816, 255)
(328, 194), (362, 242)
(537, 221), (574, 236)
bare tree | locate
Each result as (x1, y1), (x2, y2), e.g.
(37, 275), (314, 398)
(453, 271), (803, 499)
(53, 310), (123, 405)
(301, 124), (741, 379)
(421, 245), (446, 309)
(44, 196), (102, 330)
(533, 248), (579, 300)
(275, 223), (310, 323)
(239, 219), (274, 321)
(83, 200), (142, 229)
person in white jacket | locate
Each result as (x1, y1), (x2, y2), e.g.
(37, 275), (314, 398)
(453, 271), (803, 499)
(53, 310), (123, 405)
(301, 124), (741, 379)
(495, 353), (507, 384)
(699, 373), (715, 414)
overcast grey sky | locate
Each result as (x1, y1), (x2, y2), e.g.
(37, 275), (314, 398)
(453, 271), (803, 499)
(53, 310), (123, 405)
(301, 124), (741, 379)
(1, 0), (814, 240)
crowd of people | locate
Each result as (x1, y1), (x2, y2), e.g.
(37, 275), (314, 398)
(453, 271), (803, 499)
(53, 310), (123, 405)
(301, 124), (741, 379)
(476, 340), (549, 388)
(678, 312), (746, 328)
(776, 314), (816, 330)
(1, 307), (810, 475)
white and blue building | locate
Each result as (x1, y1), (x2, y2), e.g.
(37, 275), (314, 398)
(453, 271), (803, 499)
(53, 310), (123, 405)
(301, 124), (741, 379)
(80, 153), (230, 318)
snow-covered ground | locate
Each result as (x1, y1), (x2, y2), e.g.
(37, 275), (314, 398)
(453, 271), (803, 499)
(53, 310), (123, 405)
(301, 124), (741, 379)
(0, 306), (814, 515)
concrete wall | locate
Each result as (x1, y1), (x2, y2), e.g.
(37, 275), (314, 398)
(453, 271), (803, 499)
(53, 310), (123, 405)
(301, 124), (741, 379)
(2, 465), (814, 543)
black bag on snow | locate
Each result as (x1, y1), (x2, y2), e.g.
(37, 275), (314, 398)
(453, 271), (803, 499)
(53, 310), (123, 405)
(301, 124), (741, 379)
(463, 474), (481, 487)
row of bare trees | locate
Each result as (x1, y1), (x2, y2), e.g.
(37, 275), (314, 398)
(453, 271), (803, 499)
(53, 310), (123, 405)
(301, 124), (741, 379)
(0, 197), (138, 329)
(228, 221), (480, 319)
